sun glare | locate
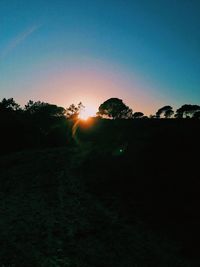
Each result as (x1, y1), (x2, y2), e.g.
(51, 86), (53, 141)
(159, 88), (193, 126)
(79, 106), (96, 121)
(79, 113), (90, 121)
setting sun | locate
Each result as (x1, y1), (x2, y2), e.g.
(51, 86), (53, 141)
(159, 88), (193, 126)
(79, 106), (97, 120)
(79, 113), (90, 121)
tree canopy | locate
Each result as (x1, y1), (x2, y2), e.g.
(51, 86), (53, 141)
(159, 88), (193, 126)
(175, 104), (200, 118)
(66, 102), (84, 120)
(193, 111), (200, 119)
(156, 106), (174, 118)
(25, 100), (66, 117)
(0, 98), (21, 112)
(133, 112), (144, 119)
(97, 98), (133, 119)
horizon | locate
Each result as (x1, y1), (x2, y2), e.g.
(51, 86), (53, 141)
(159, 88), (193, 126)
(1, 96), (200, 120)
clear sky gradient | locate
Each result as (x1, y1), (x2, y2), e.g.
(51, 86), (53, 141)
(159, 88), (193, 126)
(0, 0), (199, 115)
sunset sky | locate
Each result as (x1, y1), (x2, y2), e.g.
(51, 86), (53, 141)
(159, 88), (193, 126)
(0, 0), (199, 115)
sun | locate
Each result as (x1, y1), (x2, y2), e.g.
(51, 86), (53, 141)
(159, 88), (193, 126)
(79, 112), (90, 121)
(79, 108), (95, 121)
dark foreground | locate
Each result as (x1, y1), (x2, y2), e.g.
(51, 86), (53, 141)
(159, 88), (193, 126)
(0, 119), (200, 266)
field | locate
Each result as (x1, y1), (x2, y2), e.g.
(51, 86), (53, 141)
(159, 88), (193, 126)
(0, 119), (200, 266)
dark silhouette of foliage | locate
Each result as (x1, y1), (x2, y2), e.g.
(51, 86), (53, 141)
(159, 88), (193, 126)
(0, 96), (199, 156)
(133, 112), (144, 119)
(0, 98), (21, 112)
(193, 110), (200, 119)
(149, 114), (157, 119)
(0, 98), (69, 153)
(97, 98), (133, 119)
(66, 102), (84, 120)
(156, 105), (174, 118)
(24, 100), (66, 117)
(175, 104), (200, 118)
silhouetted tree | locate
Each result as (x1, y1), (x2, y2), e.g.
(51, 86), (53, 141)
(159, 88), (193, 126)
(156, 106), (174, 118)
(24, 100), (66, 117)
(97, 98), (133, 119)
(193, 111), (200, 119)
(23, 100), (67, 144)
(164, 109), (174, 118)
(66, 102), (84, 120)
(0, 98), (21, 112)
(175, 104), (200, 118)
(149, 115), (157, 119)
(133, 112), (144, 119)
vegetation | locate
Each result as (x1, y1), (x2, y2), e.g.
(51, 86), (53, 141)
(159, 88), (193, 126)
(66, 102), (84, 120)
(97, 98), (133, 119)
(156, 106), (174, 118)
(132, 112), (144, 119)
(175, 104), (200, 118)
(0, 96), (200, 266)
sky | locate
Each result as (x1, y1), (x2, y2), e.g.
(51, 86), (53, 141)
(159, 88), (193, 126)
(0, 0), (200, 115)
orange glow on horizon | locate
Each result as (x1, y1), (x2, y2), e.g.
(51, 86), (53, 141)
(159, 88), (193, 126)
(22, 59), (167, 116)
(79, 114), (90, 121)
(78, 105), (97, 120)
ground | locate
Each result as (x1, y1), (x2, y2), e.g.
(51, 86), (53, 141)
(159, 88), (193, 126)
(1, 119), (200, 266)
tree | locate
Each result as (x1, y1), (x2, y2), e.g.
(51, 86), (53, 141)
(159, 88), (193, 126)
(175, 104), (200, 118)
(193, 111), (200, 119)
(156, 106), (174, 118)
(133, 112), (144, 119)
(0, 98), (21, 112)
(164, 109), (174, 118)
(66, 102), (84, 120)
(149, 114), (157, 119)
(24, 100), (66, 117)
(97, 98), (133, 119)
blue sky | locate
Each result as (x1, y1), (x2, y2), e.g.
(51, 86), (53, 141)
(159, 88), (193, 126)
(0, 0), (199, 114)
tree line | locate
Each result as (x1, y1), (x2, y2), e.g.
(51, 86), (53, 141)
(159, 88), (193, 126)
(0, 97), (199, 153)
(0, 97), (200, 119)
